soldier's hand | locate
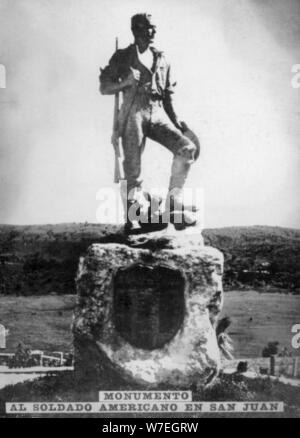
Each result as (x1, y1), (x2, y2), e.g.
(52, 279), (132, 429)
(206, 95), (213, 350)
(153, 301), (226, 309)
(179, 120), (188, 133)
(173, 120), (186, 133)
(124, 67), (141, 87)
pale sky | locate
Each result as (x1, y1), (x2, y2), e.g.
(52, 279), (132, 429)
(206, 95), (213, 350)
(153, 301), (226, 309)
(0, 0), (299, 228)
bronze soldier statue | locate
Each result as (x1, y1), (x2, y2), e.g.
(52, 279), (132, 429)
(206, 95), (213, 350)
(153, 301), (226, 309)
(99, 13), (199, 233)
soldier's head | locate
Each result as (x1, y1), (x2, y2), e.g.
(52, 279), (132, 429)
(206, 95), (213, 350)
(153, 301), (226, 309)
(131, 13), (156, 48)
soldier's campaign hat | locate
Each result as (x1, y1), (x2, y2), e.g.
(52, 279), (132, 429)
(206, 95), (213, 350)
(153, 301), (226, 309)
(131, 13), (155, 35)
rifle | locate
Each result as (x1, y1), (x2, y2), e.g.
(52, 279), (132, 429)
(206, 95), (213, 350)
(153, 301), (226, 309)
(111, 37), (124, 184)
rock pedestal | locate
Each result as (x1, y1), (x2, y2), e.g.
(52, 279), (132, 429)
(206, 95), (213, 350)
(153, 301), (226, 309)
(73, 227), (224, 389)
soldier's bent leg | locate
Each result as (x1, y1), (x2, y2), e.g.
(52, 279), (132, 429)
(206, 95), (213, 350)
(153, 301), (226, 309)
(147, 107), (197, 225)
(166, 153), (198, 228)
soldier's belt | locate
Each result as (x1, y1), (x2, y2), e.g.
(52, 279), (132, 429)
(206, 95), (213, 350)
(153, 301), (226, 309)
(137, 85), (163, 101)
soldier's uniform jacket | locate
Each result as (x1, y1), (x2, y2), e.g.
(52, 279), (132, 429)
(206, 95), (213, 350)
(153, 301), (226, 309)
(100, 43), (176, 98)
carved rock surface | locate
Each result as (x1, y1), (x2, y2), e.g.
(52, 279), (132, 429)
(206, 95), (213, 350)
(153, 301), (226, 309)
(73, 231), (224, 388)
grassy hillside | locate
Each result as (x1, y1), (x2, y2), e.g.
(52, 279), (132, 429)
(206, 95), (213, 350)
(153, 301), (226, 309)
(0, 223), (117, 295)
(1, 292), (299, 358)
(203, 226), (300, 292)
(0, 224), (299, 295)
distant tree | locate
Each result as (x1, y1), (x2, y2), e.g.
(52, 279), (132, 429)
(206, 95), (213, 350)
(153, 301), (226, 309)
(9, 342), (32, 368)
(262, 341), (279, 358)
(237, 361), (248, 373)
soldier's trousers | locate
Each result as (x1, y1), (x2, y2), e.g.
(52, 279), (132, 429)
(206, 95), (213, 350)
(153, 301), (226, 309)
(121, 97), (196, 197)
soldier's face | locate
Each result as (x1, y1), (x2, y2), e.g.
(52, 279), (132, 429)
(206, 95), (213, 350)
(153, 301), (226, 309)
(136, 23), (156, 45)
(145, 24), (156, 44)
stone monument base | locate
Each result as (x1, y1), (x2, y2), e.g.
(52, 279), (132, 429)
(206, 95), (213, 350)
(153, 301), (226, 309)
(73, 226), (224, 389)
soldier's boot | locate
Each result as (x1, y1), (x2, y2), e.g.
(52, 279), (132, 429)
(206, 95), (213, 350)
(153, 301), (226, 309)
(164, 152), (198, 229)
(167, 190), (199, 213)
(121, 184), (157, 234)
(137, 191), (168, 232)
(120, 183), (141, 234)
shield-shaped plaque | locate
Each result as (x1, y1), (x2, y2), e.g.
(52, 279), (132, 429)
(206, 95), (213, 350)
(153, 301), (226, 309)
(113, 264), (185, 350)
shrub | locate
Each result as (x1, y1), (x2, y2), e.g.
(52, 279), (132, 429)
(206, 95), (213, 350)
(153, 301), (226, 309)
(8, 343), (32, 368)
(262, 341), (279, 358)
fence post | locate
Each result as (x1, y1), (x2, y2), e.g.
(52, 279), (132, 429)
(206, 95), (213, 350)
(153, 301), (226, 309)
(0, 324), (6, 349)
(293, 357), (299, 378)
(270, 355), (276, 376)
